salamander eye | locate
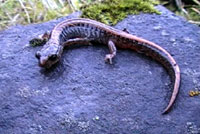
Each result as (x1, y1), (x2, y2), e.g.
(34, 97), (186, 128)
(35, 52), (41, 59)
(49, 54), (57, 61)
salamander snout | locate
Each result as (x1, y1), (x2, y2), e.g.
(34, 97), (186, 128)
(35, 51), (60, 68)
(35, 51), (46, 67)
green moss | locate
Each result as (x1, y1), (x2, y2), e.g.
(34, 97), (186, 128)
(81, 0), (160, 25)
(187, 7), (200, 21)
(29, 38), (47, 47)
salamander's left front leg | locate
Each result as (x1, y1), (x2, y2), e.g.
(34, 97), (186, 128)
(105, 40), (117, 64)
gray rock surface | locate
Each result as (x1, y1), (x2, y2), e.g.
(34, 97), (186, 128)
(0, 6), (200, 134)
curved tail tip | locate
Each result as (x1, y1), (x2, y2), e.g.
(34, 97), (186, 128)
(162, 110), (168, 115)
(162, 108), (171, 115)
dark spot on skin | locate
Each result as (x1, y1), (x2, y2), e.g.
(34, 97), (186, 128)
(81, 23), (84, 27)
(85, 23), (89, 28)
(128, 38), (132, 42)
(122, 28), (129, 33)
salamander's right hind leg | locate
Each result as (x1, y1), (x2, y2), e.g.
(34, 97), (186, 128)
(105, 40), (117, 64)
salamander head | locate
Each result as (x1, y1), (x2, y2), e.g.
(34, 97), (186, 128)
(35, 43), (63, 68)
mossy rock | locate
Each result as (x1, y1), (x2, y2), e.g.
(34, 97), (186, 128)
(81, 0), (160, 25)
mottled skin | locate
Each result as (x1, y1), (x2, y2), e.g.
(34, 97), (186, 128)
(35, 18), (181, 114)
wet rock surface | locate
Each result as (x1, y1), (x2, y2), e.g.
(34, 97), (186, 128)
(0, 6), (200, 134)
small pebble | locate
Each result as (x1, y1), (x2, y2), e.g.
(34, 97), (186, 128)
(170, 38), (176, 42)
(161, 30), (169, 36)
(93, 115), (100, 120)
(153, 25), (162, 30)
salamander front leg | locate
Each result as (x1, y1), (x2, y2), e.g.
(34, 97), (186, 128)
(39, 31), (51, 41)
(105, 40), (117, 64)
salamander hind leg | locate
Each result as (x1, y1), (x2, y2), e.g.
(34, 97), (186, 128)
(105, 40), (117, 64)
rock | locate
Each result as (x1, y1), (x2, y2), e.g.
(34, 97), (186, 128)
(0, 6), (200, 134)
